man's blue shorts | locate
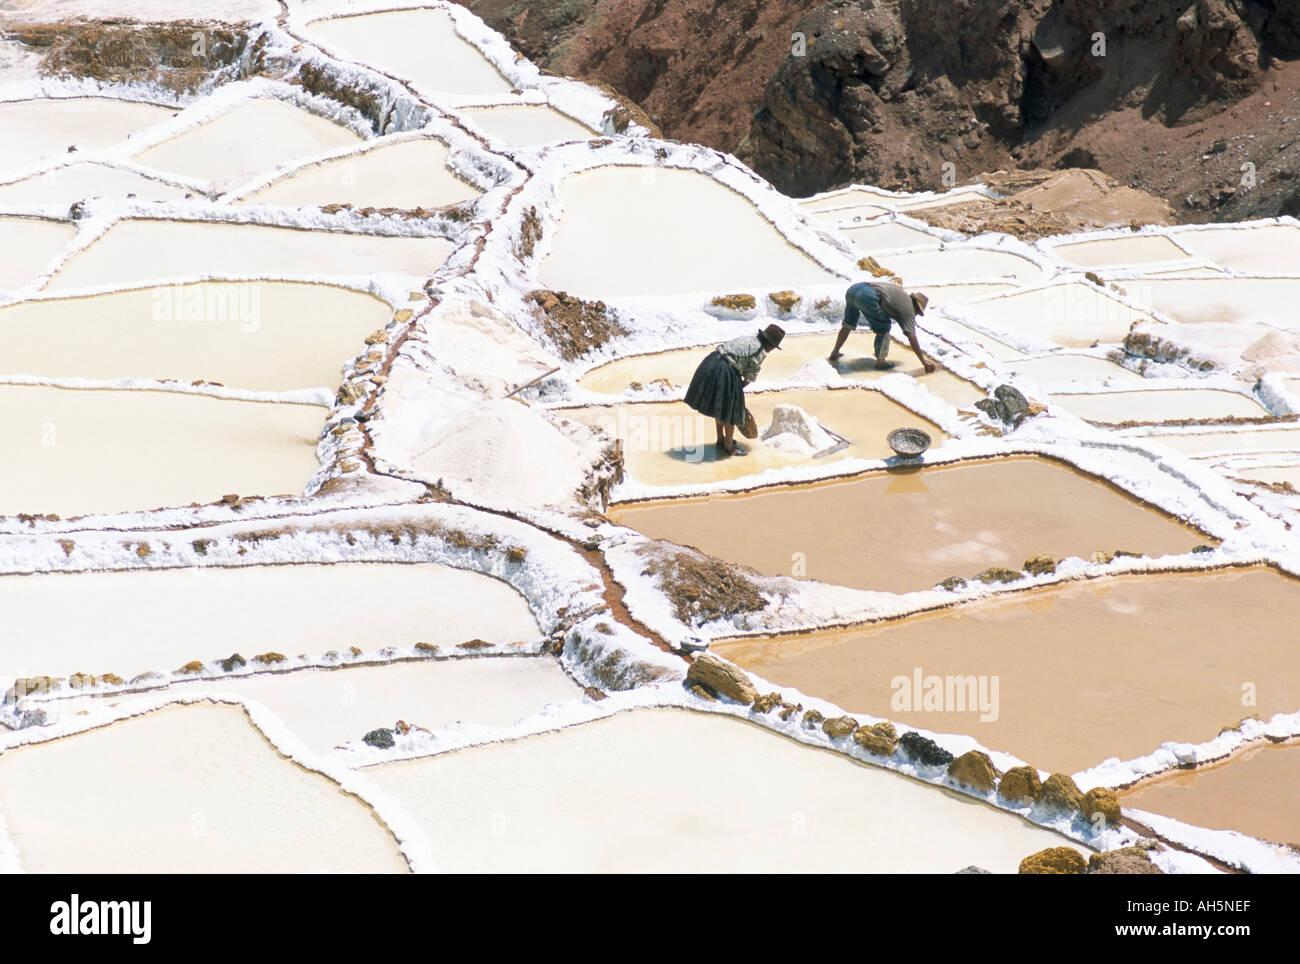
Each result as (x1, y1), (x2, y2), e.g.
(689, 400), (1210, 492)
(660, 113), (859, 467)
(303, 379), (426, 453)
(842, 282), (892, 334)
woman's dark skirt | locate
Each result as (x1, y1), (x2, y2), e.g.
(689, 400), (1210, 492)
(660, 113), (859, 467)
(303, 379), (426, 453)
(684, 349), (745, 426)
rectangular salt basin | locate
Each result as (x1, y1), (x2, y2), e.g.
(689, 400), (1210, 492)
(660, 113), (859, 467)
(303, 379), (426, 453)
(959, 283), (1152, 347)
(1048, 234), (1190, 268)
(0, 562), (539, 681)
(1122, 742), (1300, 847)
(799, 187), (897, 213)
(1115, 277), (1300, 328)
(38, 656), (579, 755)
(0, 703), (408, 873)
(0, 162), (189, 206)
(367, 708), (1084, 873)
(134, 98), (361, 188)
(539, 166), (841, 298)
(876, 247), (1046, 284)
(2, 385), (322, 516)
(0, 97), (173, 172)
(1173, 223), (1300, 274)
(307, 8), (513, 97)
(808, 203), (890, 226)
(236, 137), (480, 209)
(842, 221), (941, 251)
(1007, 353), (1144, 385)
(1049, 388), (1267, 424)
(458, 105), (594, 147)
(560, 387), (949, 487)
(1151, 427), (1300, 457)
(715, 569), (1300, 775)
(0, 216), (75, 290)
(1232, 465), (1300, 488)
(0, 281), (391, 391)
(929, 318), (1026, 361)
(609, 456), (1209, 594)
(579, 330), (984, 402)
(48, 219), (454, 291)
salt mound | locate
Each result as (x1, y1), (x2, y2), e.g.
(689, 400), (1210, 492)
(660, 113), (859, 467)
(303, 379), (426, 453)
(761, 404), (835, 457)
(791, 357), (838, 381)
(414, 398), (586, 508)
(1242, 330), (1300, 363)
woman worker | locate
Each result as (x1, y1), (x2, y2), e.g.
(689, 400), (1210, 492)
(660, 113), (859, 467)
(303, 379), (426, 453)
(829, 280), (936, 373)
(684, 324), (785, 456)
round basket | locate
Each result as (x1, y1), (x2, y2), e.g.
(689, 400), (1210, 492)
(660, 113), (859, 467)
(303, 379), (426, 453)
(887, 427), (932, 458)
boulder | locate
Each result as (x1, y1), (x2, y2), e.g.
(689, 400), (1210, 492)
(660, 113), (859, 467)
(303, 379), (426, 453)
(752, 692), (783, 714)
(1019, 846), (1087, 874)
(363, 728), (395, 749)
(899, 731), (955, 767)
(1081, 786), (1122, 828)
(802, 708), (825, 730)
(974, 567), (1022, 585)
(998, 766), (1042, 804)
(852, 721), (898, 756)
(1023, 554), (1056, 576)
(1036, 772), (1085, 814)
(956, 865), (992, 874)
(218, 653), (246, 672)
(686, 652), (759, 704)
(948, 750), (999, 793)
(822, 715), (858, 739)
(1088, 846), (1162, 874)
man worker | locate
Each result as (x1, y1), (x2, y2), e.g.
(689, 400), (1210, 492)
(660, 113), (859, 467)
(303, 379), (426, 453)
(829, 280), (936, 373)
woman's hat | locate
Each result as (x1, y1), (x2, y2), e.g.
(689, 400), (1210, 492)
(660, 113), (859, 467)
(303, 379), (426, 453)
(758, 323), (785, 350)
(910, 292), (929, 316)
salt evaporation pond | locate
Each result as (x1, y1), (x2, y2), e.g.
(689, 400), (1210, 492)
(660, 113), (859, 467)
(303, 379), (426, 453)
(0, 703), (408, 873)
(0, 97), (173, 171)
(0, 162), (188, 206)
(0, 281), (391, 390)
(1007, 353), (1145, 385)
(841, 221), (941, 251)
(40, 656), (580, 755)
(807, 203), (890, 226)
(610, 456), (1209, 593)
(1232, 464), (1300, 488)
(367, 708), (1083, 873)
(1048, 234), (1190, 268)
(874, 247), (1045, 284)
(561, 388), (948, 486)
(236, 137), (480, 209)
(931, 318), (1026, 361)
(960, 283), (1151, 347)
(538, 166), (841, 298)
(0, 0), (278, 21)
(1122, 742), (1300, 847)
(3, 385), (322, 516)
(0, 563), (540, 681)
(459, 105), (594, 147)
(306, 8), (513, 97)
(1173, 223), (1300, 274)
(579, 331), (985, 405)
(1114, 277), (1300, 328)
(799, 187), (895, 212)
(714, 568), (1300, 775)
(48, 219), (454, 290)
(0, 216), (75, 290)
(1049, 388), (1268, 424)
(1152, 427), (1300, 458)
(134, 98), (360, 187)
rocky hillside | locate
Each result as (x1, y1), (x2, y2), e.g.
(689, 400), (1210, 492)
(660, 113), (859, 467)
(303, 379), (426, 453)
(454, 0), (1300, 222)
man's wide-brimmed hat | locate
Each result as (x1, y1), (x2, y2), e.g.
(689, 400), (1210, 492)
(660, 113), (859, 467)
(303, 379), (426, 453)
(910, 292), (930, 316)
(758, 323), (785, 350)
